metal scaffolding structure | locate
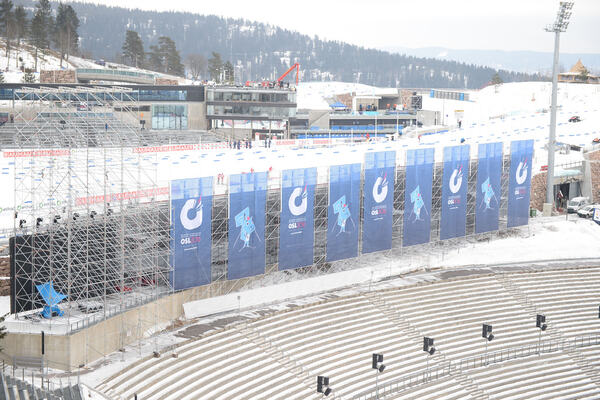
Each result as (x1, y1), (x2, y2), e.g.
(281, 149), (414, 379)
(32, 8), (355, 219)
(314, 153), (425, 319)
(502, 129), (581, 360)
(181, 150), (518, 306)
(11, 86), (171, 336)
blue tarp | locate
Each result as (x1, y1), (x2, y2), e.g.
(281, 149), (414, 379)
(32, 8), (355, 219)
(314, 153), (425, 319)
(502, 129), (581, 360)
(329, 102), (348, 109)
(35, 281), (66, 318)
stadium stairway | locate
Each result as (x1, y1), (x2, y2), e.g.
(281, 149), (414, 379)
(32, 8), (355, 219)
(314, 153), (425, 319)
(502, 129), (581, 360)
(0, 371), (82, 400)
(97, 266), (600, 400)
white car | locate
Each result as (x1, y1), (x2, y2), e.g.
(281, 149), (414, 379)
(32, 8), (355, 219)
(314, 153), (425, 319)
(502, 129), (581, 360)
(567, 197), (589, 213)
(578, 204), (600, 218)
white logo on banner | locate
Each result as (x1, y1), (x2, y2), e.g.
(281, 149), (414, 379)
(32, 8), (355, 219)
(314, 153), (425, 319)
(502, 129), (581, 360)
(516, 161), (528, 185)
(288, 187), (308, 216)
(372, 176), (388, 203)
(449, 168), (463, 194)
(180, 198), (203, 230)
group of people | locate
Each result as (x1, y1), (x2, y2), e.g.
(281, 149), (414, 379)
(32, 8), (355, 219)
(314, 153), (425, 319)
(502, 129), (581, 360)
(227, 137), (274, 149)
(228, 139), (253, 149)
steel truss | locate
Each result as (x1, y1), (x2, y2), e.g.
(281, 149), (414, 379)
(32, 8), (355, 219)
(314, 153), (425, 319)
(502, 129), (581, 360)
(11, 86), (171, 337)
(184, 152), (519, 304)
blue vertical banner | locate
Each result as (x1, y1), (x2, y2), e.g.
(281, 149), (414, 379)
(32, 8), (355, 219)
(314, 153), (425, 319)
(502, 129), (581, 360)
(279, 168), (317, 270)
(508, 139), (534, 228)
(476, 142), (503, 234)
(228, 172), (267, 280)
(440, 145), (470, 240)
(362, 151), (396, 253)
(327, 163), (361, 262)
(403, 148), (434, 247)
(170, 177), (213, 290)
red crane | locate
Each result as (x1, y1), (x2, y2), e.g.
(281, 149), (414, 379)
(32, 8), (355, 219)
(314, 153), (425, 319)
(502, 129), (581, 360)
(277, 63), (300, 86)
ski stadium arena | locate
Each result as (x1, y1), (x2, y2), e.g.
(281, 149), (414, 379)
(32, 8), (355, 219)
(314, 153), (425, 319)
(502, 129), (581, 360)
(0, 84), (599, 400)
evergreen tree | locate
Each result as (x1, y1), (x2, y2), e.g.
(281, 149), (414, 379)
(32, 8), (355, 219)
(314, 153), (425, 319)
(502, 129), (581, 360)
(54, 3), (80, 67)
(491, 72), (503, 85)
(64, 5), (79, 61)
(29, 0), (53, 71)
(223, 60), (234, 84)
(147, 44), (162, 72)
(0, 0), (13, 60)
(22, 68), (35, 83)
(157, 36), (183, 76)
(208, 51), (223, 82)
(0, 70), (5, 83)
(121, 30), (145, 68)
(13, 5), (26, 69)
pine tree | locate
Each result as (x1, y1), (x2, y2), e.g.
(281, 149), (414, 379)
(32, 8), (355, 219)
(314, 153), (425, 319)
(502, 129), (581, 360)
(224, 60), (234, 84)
(13, 5), (25, 69)
(64, 5), (79, 61)
(0, 0), (13, 62)
(208, 52), (223, 83)
(491, 72), (503, 85)
(122, 30), (145, 68)
(147, 44), (162, 72)
(157, 36), (183, 76)
(22, 69), (35, 83)
(53, 4), (79, 67)
(29, 0), (53, 71)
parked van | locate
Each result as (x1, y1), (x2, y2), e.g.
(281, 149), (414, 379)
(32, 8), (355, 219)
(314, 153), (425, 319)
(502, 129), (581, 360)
(567, 196), (589, 213)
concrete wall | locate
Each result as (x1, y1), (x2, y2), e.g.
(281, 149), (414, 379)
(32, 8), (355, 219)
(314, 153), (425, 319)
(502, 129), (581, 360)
(0, 277), (261, 371)
(586, 149), (600, 202)
(530, 172), (547, 212)
(188, 102), (207, 130)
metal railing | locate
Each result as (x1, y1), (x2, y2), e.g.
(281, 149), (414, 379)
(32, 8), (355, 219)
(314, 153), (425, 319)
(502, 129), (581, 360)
(352, 333), (600, 400)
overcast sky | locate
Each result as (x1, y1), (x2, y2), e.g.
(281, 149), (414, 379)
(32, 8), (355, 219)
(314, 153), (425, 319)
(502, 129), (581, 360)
(79, 0), (599, 54)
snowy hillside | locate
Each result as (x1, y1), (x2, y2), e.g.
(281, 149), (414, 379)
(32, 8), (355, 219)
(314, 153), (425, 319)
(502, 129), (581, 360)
(0, 39), (186, 83)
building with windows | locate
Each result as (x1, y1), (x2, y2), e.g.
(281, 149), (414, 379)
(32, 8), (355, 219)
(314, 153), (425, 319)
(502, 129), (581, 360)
(205, 86), (297, 137)
(0, 84), (297, 136)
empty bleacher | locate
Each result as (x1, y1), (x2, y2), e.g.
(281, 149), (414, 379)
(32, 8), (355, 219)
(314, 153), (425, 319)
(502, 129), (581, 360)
(97, 265), (600, 400)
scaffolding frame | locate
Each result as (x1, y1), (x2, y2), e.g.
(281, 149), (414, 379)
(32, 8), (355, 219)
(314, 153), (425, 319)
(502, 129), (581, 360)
(11, 86), (171, 340)
(181, 150), (520, 306)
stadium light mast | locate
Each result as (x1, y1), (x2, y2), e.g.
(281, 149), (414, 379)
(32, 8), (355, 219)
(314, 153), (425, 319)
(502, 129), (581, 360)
(544, 1), (574, 210)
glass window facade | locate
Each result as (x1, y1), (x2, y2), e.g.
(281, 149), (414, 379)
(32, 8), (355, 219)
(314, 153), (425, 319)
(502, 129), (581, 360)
(139, 90), (187, 101)
(152, 104), (188, 130)
(207, 90), (296, 103)
(207, 104), (295, 119)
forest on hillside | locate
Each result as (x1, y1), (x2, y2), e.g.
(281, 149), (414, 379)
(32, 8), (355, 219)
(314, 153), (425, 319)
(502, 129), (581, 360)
(16, 0), (547, 88)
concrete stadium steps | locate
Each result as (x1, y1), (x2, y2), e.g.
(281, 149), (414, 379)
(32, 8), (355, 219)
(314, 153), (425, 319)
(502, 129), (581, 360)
(376, 275), (543, 359)
(466, 353), (599, 400)
(103, 330), (312, 400)
(96, 266), (600, 400)
(385, 376), (475, 400)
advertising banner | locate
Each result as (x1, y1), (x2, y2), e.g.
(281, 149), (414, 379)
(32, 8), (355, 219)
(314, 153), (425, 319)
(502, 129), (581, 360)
(507, 140), (534, 228)
(279, 168), (317, 270)
(326, 163), (361, 262)
(228, 172), (267, 280)
(476, 142), (503, 234)
(403, 148), (434, 246)
(362, 151), (396, 253)
(440, 145), (470, 240)
(170, 177), (213, 290)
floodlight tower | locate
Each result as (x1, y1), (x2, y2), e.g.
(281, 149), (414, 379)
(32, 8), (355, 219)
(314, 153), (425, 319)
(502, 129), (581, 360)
(544, 1), (574, 210)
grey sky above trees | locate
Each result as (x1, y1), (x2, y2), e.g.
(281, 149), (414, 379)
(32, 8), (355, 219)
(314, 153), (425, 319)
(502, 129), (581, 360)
(83, 0), (599, 54)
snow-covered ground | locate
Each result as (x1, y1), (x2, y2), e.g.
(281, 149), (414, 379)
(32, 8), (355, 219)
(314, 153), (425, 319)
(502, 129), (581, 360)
(298, 81), (600, 171)
(1, 81), (598, 234)
(0, 39), (186, 83)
